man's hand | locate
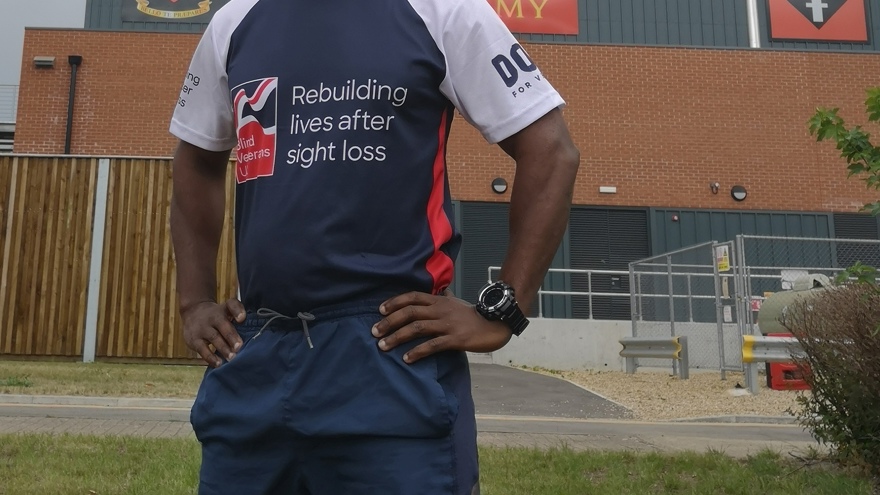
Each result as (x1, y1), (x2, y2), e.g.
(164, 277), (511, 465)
(182, 298), (247, 368)
(371, 291), (513, 363)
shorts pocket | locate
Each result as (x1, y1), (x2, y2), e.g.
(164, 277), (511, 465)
(189, 324), (261, 442)
(189, 367), (214, 443)
(284, 315), (460, 439)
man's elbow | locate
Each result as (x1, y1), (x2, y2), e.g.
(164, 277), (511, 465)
(551, 136), (580, 185)
(561, 141), (580, 174)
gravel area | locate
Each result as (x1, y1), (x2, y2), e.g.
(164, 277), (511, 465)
(545, 369), (807, 422)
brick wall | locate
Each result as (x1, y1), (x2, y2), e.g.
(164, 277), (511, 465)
(15, 28), (879, 213)
(16, 29), (186, 157)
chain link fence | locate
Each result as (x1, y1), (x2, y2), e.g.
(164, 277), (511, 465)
(629, 241), (740, 377)
(629, 235), (880, 378)
(735, 235), (880, 337)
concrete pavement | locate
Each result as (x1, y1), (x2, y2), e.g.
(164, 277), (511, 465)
(0, 404), (818, 458)
(0, 363), (819, 458)
(470, 363), (632, 419)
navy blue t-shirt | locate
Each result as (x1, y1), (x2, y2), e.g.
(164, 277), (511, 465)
(170, 0), (564, 312)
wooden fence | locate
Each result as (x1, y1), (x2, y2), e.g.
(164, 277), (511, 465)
(0, 155), (237, 361)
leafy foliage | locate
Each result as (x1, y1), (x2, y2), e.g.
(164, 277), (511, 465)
(835, 261), (879, 287)
(808, 88), (880, 216)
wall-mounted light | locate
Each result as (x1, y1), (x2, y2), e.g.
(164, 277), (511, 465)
(33, 56), (55, 68)
(710, 182), (720, 194)
(491, 177), (508, 194)
(730, 185), (748, 202)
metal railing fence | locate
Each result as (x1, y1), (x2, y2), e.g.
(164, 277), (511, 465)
(734, 235), (880, 338)
(487, 266), (630, 319)
(488, 235), (880, 381)
(628, 241), (739, 377)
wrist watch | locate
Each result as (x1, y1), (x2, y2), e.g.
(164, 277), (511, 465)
(475, 281), (530, 336)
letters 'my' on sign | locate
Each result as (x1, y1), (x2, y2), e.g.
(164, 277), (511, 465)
(490, 0), (579, 35)
(767, 0), (869, 42)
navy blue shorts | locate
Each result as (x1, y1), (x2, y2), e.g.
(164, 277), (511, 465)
(190, 298), (479, 494)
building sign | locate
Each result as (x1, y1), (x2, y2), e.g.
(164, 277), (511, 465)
(490, 0), (579, 35)
(768, 0), (869, 43)
(715, 245), (731, 272)
(123, 0), (230, 22)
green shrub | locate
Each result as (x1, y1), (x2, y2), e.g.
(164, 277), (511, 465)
(784, 283), (880, 477)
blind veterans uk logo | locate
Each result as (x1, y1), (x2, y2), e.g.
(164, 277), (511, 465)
(122, 0), (231, 22)
(768, 0), (868, 42)
(232, 78), (279, 184)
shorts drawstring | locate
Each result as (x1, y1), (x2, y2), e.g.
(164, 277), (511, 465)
(254, 308), (317, 349)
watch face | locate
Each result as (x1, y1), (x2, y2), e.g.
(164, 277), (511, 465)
(483, 286), (506, 309)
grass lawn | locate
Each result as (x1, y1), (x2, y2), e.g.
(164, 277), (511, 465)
(0, 361), (203, 398)
(0, 434), (872, 495)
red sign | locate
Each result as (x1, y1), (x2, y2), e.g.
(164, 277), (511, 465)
(768, 0), (868, 43)
(489, 0), (579, 35)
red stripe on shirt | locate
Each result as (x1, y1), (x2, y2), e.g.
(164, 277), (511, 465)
(425, 108), (454, 294)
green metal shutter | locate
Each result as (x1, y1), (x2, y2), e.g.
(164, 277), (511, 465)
(834, 213), (879, 240)
(459, 202), (510, 305)
(833, 213), (880, 268)
(457, 201), (569, 317)
(569, 208), (649, 319)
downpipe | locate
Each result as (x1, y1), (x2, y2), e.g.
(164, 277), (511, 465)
(64, 55), (83, 154)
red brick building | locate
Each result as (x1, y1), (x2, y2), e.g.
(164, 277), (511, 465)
(11, 0), (880, 317)
(16, 28), (879, 213)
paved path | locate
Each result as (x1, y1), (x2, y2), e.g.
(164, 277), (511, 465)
(0, 364), (819, 458)
(470, 364), (632, 419)
(0, 406), (818, 459)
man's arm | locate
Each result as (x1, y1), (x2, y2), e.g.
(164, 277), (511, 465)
(372, 108), (579, 362)
(171, 141), (245, 367)
(496, 107), (579, 313)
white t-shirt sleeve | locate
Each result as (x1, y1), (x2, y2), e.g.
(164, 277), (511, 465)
(436, 0), (565, 143)
(169, 21), (237, 152)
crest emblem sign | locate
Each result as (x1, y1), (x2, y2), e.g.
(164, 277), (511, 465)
(121, 0), (231, 22)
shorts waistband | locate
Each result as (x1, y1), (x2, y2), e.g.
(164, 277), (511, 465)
(238, 296), (390, 332)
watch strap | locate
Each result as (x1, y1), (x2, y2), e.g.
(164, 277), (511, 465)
(504, 304), (529, 336)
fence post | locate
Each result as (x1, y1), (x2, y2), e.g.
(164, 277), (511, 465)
(628, 263), (639, 372)
(636, 272), (643, 323)
(587, 271), (593, 320)
(745, 266), (757, 335)
(679, 336), (690, 380)
(667, 255), (676, 376)
(686, 274), (693, 322)
(735, 235), (748, 340)
(538, 289), (544, 318)
(629, 263), (638, 337)
(625, 354), (637, 374)
(746, 361), (761, 395)
(712, 243), (727, 380)
(82, 158), (110, 363)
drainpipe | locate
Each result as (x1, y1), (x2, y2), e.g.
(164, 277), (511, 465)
(746, 0), (761, 48)
(64, 55), (83, 155)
